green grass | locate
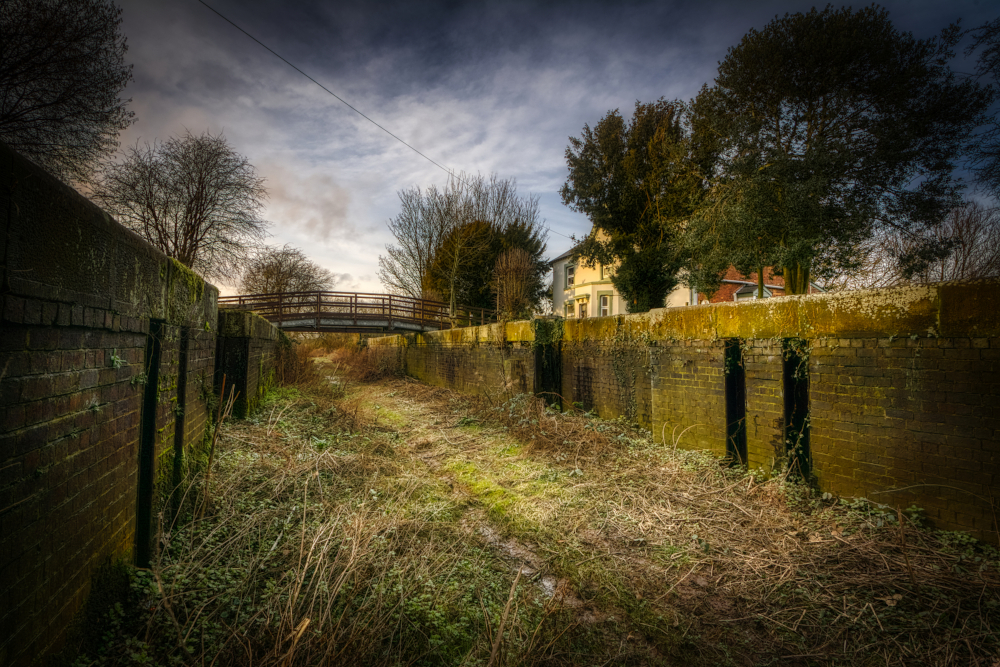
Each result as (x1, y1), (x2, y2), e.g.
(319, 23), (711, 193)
(74, 369), (1000, 667)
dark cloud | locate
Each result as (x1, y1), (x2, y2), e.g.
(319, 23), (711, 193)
(115, 0), (997, 291)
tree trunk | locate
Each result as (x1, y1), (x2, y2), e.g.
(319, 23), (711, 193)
(783, 263), (810, 295)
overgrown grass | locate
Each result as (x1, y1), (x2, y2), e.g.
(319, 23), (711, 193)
(75, 355), (1000, 666)
(329, 344), (403, 382)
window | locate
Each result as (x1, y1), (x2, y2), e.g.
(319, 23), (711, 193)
(579, 302), (588, 318)
(599, 294), (610, 317)
(565, 264), (575, 287)
(565, 302), (574, 317)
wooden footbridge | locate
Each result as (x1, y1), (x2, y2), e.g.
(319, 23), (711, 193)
(217, 291), (495, 333)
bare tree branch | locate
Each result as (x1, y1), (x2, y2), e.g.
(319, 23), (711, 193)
(93, 131), (269, 281)
(829, 201), (1000, 290)
(0, 0), (134, 184)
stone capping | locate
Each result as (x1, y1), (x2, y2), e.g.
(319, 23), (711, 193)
(367, 279), (1000, 349)
(217, 308), (280, 340)
(558, 279), (1000, 342)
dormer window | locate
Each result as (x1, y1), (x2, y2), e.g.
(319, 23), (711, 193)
(734, 284), (772, 300)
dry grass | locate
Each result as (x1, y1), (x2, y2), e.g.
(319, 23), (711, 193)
(76, 357), (1000, 667)
(458, 391), (1000, 665)
(327, 344), (404, 382)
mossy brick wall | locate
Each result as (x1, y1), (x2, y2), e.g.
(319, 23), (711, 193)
(0, 142), (222, 666)
(183, 329), (216, 451)
(647, 339), (727, 455)
(386, 322), (536, 397)
(560, 339), (653, 430)
(743, 340), (785, 471)
(370, 280), (1000, 543)
(808, 336), (1000, 536)
(215, 310), (280, 419)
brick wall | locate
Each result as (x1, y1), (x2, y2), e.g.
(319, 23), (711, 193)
(649, 339), (727, 456)
(560, 340), (653, 429)
(369, 281), (1000, 543)
(0, 142), (278, 666)
(743, 339), (785, 471)
(401, 323), (536, 397)
(216, 310), (280, 419)
(809, 336), (1000, 536)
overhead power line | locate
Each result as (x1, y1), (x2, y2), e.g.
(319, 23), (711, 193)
(197, 0), (456, 176)
(196, 0), (574, 242)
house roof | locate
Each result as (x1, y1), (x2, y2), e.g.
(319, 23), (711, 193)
(733, 283), (772, 296)
(549, 246), (578, 265)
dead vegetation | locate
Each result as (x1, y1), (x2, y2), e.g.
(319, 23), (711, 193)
(75, 345), (1000, 666)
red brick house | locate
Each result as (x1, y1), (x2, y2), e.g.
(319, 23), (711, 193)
(699, 266), (824, 304)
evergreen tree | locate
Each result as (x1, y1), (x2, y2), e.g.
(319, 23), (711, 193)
(690, 6), (993, 294)
(561, 99), (708, 312)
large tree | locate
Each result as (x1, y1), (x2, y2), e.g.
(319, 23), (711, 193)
(378, 184), (448, 299)
(690, 6), (994, 295)
(380, 172), (547, 312)
(93, 131), (269, 281)
(0, 0), (134, 183)
(240, 245), (337, 295)
(427, 218), (495, 314)
(561, 99), (709, 312)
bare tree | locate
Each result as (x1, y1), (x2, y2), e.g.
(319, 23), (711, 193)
(379, 171), (547, 311)
(493, 248), (535, 319)
(378, 185), (449, 299)
(919, 202), (1000, 281)
(0, 0), (134, 183)
(93, 131), (269, 281)
(240, 245), (337, 295)
(830, 201), (1000, 290)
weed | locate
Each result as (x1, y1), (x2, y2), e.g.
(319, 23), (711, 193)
(77, 360), (1000, 667)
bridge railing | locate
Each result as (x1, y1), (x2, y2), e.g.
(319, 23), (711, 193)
(217, 291), (495, 330)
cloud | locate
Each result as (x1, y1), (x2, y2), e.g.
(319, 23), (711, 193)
(261, 162), (354, 240)
(114, 0), (993, 291)
(333, 272), (361, 291)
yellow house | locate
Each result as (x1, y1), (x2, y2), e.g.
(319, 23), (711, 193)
(550, 246), (701, 318)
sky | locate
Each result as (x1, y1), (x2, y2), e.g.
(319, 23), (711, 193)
(114, 0), (998, 294)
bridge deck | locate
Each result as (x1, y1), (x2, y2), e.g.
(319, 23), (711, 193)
(218, 291), (494, 332)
